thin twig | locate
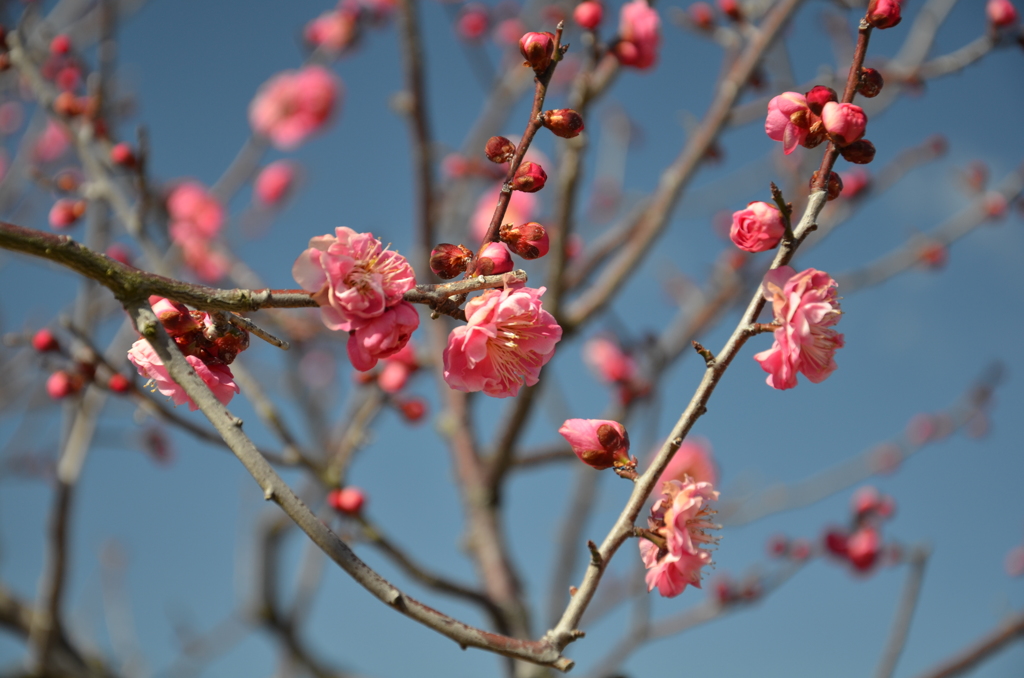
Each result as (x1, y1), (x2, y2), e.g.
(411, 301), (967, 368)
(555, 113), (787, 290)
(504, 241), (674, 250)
(875, 546), (930, 678)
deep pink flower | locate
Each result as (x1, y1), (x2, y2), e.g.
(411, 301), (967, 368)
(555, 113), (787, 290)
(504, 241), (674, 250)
(559, 418), (631, 470)
(867, 0), (902, 29)
(765, 92), (812, 155)
(519, 31), (555, 72)
(46, 370), (82, 399)
(616, 0), (661, 69)
(254, 160), (297, 207)
(442, 286), (562, 397)
(640, 478), (720, 597)
(658, 437), (718, 487)
(847, 526), (881, 571)
(127, 339), (239, 411)
(249, 66), (340, 150)
(292, 227), (416, 331)
(821, 102), (867, 147)
(753, 266), (844, 390)
(168, 181), (224, 239)
(729, 201), (785, 253)
(987, 0), (1019, 26)
(346, 302), (420, 372)
(583, 336), (636, 384)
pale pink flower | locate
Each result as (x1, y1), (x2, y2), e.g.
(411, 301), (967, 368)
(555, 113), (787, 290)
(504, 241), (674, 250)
(616, 0), (661, 69)
(249, 66), (340, 150)
(378, 342), (418, 393)
(753, 266), (845, 390)
(559, 418), (630, 470)
(583, 336), (636, 384)
(729, 201), (785, 253)
(292, 227), (416, 331)
(471, 185), (537, 243)
(765, 92), (812, 155)
(658, 437), (717, 487)
(987, 0), (1019, 26)
(821, 102), (867, 147)
(346, 302), (420, 371)
(127, 339), (239, 411)
(167, 181), (224, 239)
(442, 285), (562, 398)
(254, 161), (297, 207)
(640, 478), (720, 597)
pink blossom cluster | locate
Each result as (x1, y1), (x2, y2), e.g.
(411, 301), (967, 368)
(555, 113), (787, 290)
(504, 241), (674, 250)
(443, 285), (562, 398)
(823, 486), (897, 574)
(167, 182), (229, 282)
(126, 298), (246, 411)
(615, 0), (661, 69)
(765, 90), (867, 155)
(639, 477), (720, 597)
(293, 227), (418, 371)
(249, 66), (340, 150)
(753, 266), (844, 390)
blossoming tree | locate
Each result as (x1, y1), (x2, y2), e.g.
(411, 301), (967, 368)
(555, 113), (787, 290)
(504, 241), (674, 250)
(1, 0), (1023, 677)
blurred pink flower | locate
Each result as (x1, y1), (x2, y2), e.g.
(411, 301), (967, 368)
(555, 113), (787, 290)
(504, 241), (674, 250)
(179, 234), (230, 282)
(127, 339), (239, 411)
(168, 181), (224, 239)
(442, 285), (562, 397)
(583, 336), (636, 384)
(249, 65), (340, 150)
(559, 418), (631, 470)
(765, 92), (812, 155)
(254, 160), (297, 207)
(658, 437), (717, 487)
(616, 0), (661, 69)
(754, 266), (844, 390)
(292, 227), (416, 331)
(987, 0), (1019, 26)
(33, 120), (71, 163)
(821, 102), (867, 147)
(840, 168), (871, 199)
(378, 342), (418, 393)
(347, 302), (419, 371)
(640, 478), (720, 597)
(729, 201), (785, 253)
(305, 8), (358, 53)
(471, 185), (537, 243)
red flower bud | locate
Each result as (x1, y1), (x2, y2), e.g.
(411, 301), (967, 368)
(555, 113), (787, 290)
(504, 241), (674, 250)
(50, 34), (71, 56)
(847, 527), (881, 571)
(689, 2), (715, 30)
(32, 328), (60, 353)
(456, 4), (490, 41)
(987, 0), (1019, 27)
(840, 139), (876, 164)
(824, 528), (849, 557)
(519, 31), (555, 73)
(107, 373), (131, 393)
(484, 136), (516, 163)
(866, 0), (902, 29)
(398, 397), (427, 423)
(511, 161), (547, 192)
(430, 243), (473, 279)
(47, 370), (83, 399)
(811, 170), (844, 201)
(48, 199), (86, 229)
(574, 1), (604, 30)
(53, 92), (85, 117)
(804, 85), (837, 116)
(858, 68), (884, 98)
(328, 487), (366, 514)
(110, 142), (137, 167)
(717, 0), (742, 21)
(542, 108), (585, 139)
(500, 221), (550, 259)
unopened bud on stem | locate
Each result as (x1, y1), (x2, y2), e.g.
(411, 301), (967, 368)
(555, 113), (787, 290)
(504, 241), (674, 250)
(543, 109), (585, 139)
(484, 136), (516, 163)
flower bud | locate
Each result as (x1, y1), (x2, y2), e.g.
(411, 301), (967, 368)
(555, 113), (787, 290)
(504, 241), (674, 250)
(107, 373), (131, 393)
(457, 4), (490, 41)
(474, 241), (514, 275)
(840, 139), (876, 164)
(484, 135), (516, 163)
(821, 101), (867, 146)
(53, 91), (85, 117)
(824, 528), (848, 557)
(857, 68), (884, 98)
(847, 526), (881, 571)
(559, 418), (631, 470)
(500, 221), (550, 259)
(804, 85), (837, 116)
(811, 170), (843, 201)
(150, 297), (200, 336)
(511, 161), (547, 192)
(542, 109), (585, 139)
(430, 243), (473, 279)
(50, 34), (71, 56)
(254, 160), (296, 206)
(519, 31), (555, 73)
(987, 0), (1019, 27)
(32, 328), (60, 353)
(47, 370), (83, 399)
(48, 199), (85, 229)
(574, 1), (604, 30)
(867, 0), (902, 29)
(689, 2), (715, 30)
(110, 142), (136, 167)
(328, 487), (366, 514)
(717, 0), (742, 21)
(729, 201), (785, 253)
(398, 397), (427, 422)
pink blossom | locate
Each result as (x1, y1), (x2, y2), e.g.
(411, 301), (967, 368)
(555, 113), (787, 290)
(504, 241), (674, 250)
(471, 185), (537, 243)
(765, 92), (812, 155)
(559, 418), (631, 470)
(33, 120), (71, 162)
(616, 0), (661, 70)
(475, 241), (514, 275)
(987, 0), (1019, 26)
(179, 236), (230, 283)
(328, 487), (366, 514)
(574, 1), (604, 30)
(249, 66), (340, 150)
(167, 181), (224, 239)
(456, 4), (490, 41)
(658, 437), (717, 487)
(821, 102), (867, 147)
(640, 478), (720, 597)
(840, 168), (871, 199)
(254, 160), (297, 207)
(305, 9), (358, 52)
(346, 302), (420, 371)
(48, 199), (83, 229)
(378, 342), (418, 393)
(127, 339), (239, 411)
(846, 526), (881, 572)
(729, 201), (785, 253)
(292, 227), (416, 331)
(583, 336), (636, 384)
(442, 286), (562, 398)
(753, 266), (844, 390)
(46, 370), (82, 399)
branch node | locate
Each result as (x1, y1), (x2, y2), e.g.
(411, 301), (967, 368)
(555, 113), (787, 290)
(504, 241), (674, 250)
(263, 486), (275, 501)
(692, 340), (716, 367)
(587, 540), (603, 567)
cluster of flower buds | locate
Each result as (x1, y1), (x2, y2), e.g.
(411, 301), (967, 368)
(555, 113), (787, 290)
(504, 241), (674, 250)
(32, 328), (132, 398)
(766, 86), (873, 164)
(823, 486), (898, 574)
(766, 534), (813, 561)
